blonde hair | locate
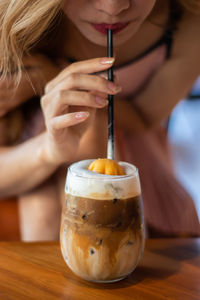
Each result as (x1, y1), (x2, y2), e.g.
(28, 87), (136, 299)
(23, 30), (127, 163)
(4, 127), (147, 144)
(0, 0), (62, 84)
(0, 0), (200, 85)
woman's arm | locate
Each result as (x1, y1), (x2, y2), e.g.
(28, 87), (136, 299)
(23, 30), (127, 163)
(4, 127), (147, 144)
(0, 57), (119, 198)
(115, 12), (200, 132)
(0, 132), (60, 198)
(0, 54), (63, 198)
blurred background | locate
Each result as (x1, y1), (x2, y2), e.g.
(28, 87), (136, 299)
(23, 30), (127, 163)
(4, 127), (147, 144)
(168, 77), (200, 220)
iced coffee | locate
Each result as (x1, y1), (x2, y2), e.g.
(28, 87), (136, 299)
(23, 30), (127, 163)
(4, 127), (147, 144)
(60, 159), (144, 282)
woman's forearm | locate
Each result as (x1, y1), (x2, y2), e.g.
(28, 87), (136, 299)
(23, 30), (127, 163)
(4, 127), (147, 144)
(115, 54), (200, 134)
(0, 132), (60, 198)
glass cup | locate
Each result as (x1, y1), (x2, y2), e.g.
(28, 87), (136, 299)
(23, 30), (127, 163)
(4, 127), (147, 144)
(60, 159), (145, 283)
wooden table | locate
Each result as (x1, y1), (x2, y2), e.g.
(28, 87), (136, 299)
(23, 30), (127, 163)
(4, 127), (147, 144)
(0, 239), (199, 300)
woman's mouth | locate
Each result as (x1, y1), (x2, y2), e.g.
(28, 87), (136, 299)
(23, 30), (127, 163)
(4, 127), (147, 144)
(92, 22), (129, 35)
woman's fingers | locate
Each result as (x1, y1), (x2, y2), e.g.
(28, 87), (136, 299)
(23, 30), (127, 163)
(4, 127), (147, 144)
(41, 90), (108, 120)
(45, 57), (115, 93)
(90, 90), (108, 99)
(47, 73), (121, 97)
(50, 111), (90, 131)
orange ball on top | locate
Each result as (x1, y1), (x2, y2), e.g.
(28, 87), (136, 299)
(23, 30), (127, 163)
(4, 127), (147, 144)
(88, 158), (125, 176)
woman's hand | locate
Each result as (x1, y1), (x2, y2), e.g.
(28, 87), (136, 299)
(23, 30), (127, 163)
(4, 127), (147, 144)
(40, 57), (121, 165)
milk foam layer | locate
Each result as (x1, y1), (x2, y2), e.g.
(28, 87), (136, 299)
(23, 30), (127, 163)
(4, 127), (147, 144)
(65, 159), (141, 200)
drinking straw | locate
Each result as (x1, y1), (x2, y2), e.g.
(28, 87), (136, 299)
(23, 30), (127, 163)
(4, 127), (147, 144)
(107, 29), (114, 160)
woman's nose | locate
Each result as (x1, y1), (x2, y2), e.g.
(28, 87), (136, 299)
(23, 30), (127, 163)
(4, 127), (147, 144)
(94, 0), (131, 16)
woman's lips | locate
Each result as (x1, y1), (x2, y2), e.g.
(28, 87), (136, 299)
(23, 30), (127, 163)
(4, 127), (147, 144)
(92, 22), (129, 35)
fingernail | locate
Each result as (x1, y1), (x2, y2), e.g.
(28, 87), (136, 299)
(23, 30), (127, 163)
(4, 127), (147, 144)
(75, 112), (89, 120)
(99, 73), (108, 79)
(108, 82), (122, 93)
(95, 97), (108, 106)
(100, 57), (115, 65)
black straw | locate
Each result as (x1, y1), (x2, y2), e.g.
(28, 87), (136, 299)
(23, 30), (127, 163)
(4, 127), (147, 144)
(107, 29), (114, 160)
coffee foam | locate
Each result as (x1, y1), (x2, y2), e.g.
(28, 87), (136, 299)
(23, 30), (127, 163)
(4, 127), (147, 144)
(65, 159), (141, 200)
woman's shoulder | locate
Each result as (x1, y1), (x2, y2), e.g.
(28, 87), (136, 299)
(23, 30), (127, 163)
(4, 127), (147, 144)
(0, 54), (57, 145)
(0, 95), (46, 146)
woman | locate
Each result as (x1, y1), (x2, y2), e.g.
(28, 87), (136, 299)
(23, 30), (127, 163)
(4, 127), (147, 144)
(0, 0), (199, 240)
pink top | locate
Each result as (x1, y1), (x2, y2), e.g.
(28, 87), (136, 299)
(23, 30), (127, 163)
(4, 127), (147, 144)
(115, 44), (167, 98)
